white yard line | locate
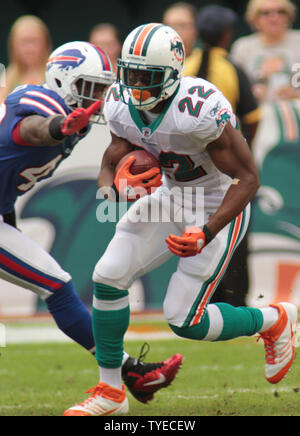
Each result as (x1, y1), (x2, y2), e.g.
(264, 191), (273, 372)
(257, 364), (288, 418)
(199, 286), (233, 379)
(2, 326), (178, 345)
(2, 323), (300, 346)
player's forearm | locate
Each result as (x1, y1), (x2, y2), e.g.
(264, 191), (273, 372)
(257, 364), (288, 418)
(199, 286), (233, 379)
(98, 135), (135, 190)
(19, 115), (65, 146)
(206, 174), (259, 237)
(97, 164), (121, 202)
(206, 123), (260, 237)
(98, 165), (115, 189)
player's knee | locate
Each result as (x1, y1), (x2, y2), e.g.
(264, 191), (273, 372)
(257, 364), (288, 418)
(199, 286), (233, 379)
(163, 299), (183, 327)
(34, 271), (72, 301)
(167, 306), (210, 340)
(163, 271), (191, 327)
(93, 260), (130, 289)
(93, 236), (136, 290)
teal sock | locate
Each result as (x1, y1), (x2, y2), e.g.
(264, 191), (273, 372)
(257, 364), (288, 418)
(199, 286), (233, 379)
(216, 303), (264, 341)
(92, 283), (129, 368)
(170, 303), (264, 341)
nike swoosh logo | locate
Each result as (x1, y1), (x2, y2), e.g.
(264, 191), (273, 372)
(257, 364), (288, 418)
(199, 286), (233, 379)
(143, 374), (166, 387)
(102, 407), (119, 416)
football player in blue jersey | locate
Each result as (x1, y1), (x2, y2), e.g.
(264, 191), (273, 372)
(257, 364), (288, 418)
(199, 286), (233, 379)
(0, 40), (182, 405)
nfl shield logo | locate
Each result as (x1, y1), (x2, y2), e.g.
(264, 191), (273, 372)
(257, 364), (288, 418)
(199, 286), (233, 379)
(142, 127), (152, 138)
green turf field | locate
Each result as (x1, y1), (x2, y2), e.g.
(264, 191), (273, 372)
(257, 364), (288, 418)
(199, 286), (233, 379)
(0, 322), (300, 416)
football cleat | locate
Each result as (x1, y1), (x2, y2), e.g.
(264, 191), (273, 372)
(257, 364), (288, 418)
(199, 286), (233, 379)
(122, 343), (183, 403)
(63, 382), (129, 416)
(258, 302), (298, 384)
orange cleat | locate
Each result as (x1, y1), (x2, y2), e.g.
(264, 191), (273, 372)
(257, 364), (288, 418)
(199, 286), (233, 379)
(259, 303), (298, 384)
(63, 382), (129, 416)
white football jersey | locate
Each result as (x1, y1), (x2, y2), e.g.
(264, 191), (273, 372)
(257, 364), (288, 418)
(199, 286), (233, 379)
(104, 76), (236, 210)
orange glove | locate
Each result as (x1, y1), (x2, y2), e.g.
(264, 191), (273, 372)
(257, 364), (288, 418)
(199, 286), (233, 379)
(114, 155), (162, 201)
(166, 226), (212, 257)
(61, 100), (102, 135)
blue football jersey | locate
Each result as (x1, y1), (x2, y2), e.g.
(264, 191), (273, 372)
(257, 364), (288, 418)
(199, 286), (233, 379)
(0, 84), (89, 215)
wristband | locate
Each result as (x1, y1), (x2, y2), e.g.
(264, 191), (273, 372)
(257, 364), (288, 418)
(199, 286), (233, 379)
(203, 224), (213, 245)
(49, 116), (66, 140)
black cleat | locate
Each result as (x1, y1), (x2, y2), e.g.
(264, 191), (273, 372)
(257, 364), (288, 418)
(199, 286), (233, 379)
(122, 343), (183, 403)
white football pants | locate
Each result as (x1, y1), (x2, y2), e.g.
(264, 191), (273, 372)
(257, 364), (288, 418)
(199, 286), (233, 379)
(93, 187), (250, 328)
(0, 217), (71, 300)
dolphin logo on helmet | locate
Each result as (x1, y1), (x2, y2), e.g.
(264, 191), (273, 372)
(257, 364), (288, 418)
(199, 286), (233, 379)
(170, 38), (184, 63)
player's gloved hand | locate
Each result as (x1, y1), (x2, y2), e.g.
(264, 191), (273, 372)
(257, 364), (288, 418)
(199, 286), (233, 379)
(61, 100), (102, 135)
(114, 155), (162, 201)
(166, 226), (208, 257)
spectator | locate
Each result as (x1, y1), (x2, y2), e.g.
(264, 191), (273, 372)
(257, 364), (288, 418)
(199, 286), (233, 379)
(0, 15), (52, 102)
(89, 23), (121, 74)
(184, 5), (261, 142)
(184, 5), (261, 307)
(231, 0), (300, 102)
(230, 0), (300, 308)
(162, 2), (198, 58)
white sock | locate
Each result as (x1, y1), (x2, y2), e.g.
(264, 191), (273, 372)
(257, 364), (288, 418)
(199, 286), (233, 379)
(99, 367), (122, 390)
(259, 307), (279, 333)
(122, 351), (130, 366)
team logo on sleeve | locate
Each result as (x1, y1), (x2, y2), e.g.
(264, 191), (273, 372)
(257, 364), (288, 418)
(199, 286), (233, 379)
(210, 101), (222, 117)
(170, 37), (184, 63)
(216, 108), (231, 128)
(46, 49), (86, 71)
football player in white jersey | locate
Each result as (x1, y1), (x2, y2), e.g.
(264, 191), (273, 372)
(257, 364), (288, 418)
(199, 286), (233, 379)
(64, 24), (298, 416)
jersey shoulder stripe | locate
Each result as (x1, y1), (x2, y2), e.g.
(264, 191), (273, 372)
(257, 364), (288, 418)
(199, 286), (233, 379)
(6, 85), (70, 119)
(23, 90), (68, 116)
(19, 97), (57, 116)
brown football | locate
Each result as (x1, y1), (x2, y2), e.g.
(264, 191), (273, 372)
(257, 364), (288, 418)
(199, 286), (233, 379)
(116, 149), (161, 175)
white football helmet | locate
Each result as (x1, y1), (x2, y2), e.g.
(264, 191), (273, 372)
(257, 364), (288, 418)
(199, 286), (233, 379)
(45, 41), (115, 123)
(117, 23), (185, 110)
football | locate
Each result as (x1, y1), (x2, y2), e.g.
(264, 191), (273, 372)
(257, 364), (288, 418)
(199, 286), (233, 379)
(116, 149), (161, 175)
